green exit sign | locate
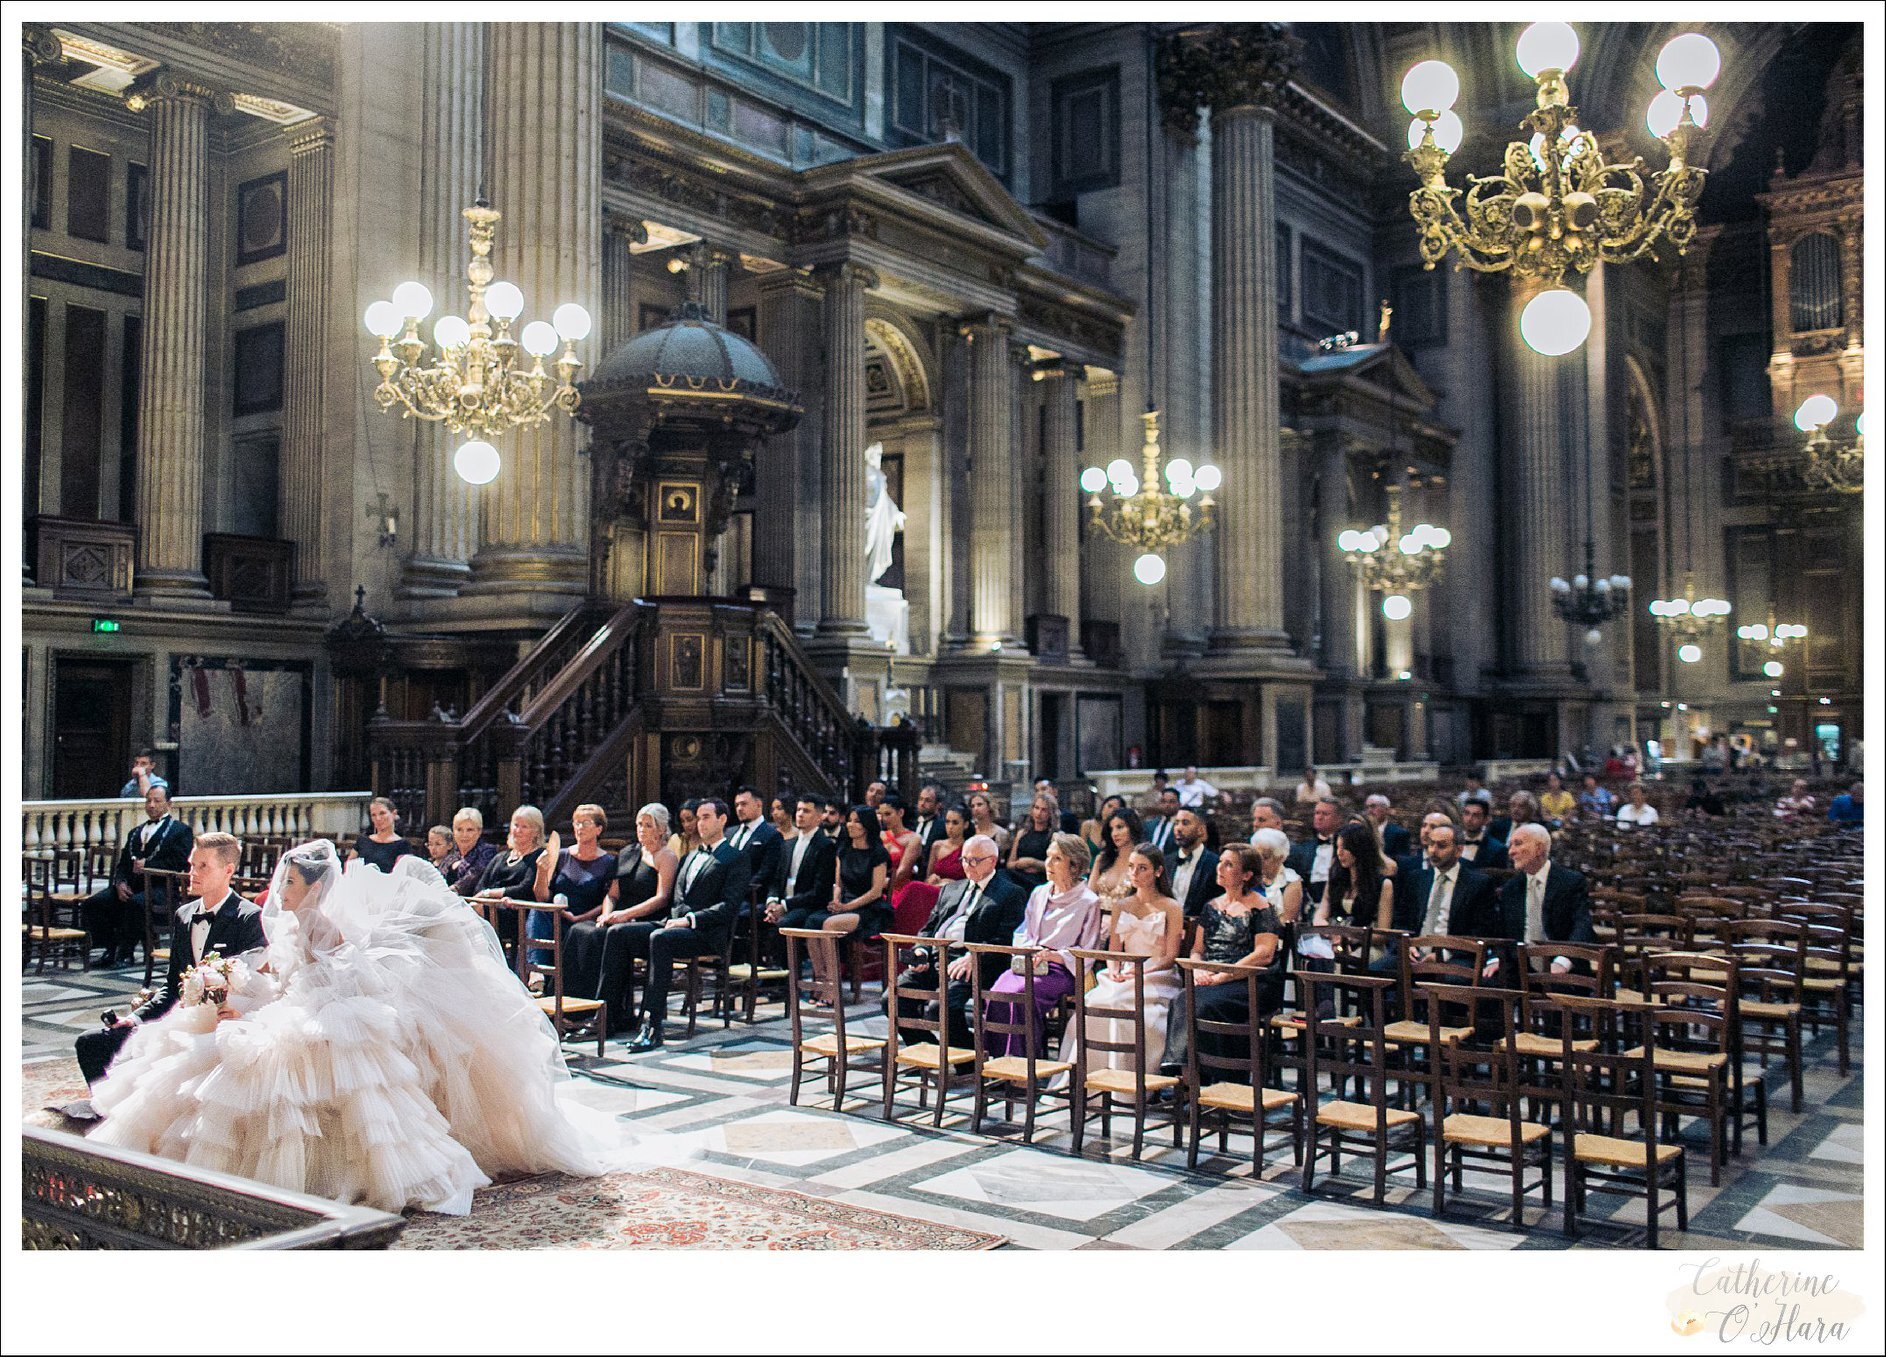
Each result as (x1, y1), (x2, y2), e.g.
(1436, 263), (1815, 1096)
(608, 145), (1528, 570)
(91, 618), (121, 634)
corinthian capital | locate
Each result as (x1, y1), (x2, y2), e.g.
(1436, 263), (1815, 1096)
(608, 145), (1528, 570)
(1157, 22), (1303, 136)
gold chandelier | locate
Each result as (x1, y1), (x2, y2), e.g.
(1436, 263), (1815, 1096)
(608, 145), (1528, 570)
(362, 200), (591, 485)
(1650, 569), (1732, 665)
(1793, 395), (1865, 495)
(1080, 410), (1220, 586)
(1337, 481), (1449, 620)
(1400, 24), (1718, 356)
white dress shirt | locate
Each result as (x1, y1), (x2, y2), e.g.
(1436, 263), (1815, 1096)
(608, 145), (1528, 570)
(1170, 846), (1202, 904)
(1310, 837), (1335, 884)
(780, 833), (812, 898)
(1174, 777), (1219, 807)
(1422, 865), (1457, 936)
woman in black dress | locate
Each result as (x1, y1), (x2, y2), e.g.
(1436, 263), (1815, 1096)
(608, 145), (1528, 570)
(822, 805), (890, 938)
(1316, 822), (1393, 931)
(469, 804), (556, 952)
(1162, 844), (1285, 1079)
(567, 803), (678, 1013)
(531, 802), (617, 968)
(351, 797), (423, 873)
(1005, 794), (1058, 895)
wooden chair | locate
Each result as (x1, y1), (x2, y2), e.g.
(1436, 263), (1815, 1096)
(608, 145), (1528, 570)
(1726, 919), (1808, 1113)
(23, 855), (90, 973)
(515, 900), (607, 1057)
(1630, 956), (1736, 1187)
(965, 941), (1073, 1144)
(1067, 949), (1180, 1162)
(1297, 970), (1427, 1204)
(1177, 957), (1300, 1174)
(140, 868), (190, 986)
(880, 933), (976, 1126)
(1422, 983), (1554, 1227)
(780, 927), (885, 1111)
(722, 889), (789, 1025)
(1268, 924), (1372, 1095)
(1386, 934), (1487, 1108)
(1552, 994), (1689, 1249)
(1783, 907), (1855, 1076)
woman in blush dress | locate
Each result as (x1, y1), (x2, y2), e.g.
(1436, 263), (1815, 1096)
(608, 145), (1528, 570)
(1059, 843), (1182, 1073)
(981, 834), (1102, 1057)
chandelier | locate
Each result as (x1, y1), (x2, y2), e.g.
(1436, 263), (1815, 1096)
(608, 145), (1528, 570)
(1550, 538), (1631, 644)
(1400, 24), (1719, 355)
(1080, 410), (1221, 586)
(1337, 481), (1449, 621)
(361, 200), (592, 485)
(1649, 569), (1731, 664)
(1738, 609), (1808, 682)
(1793, 395), (1865, 495)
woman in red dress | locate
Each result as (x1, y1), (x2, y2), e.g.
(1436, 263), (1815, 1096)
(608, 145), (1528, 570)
(891, 802), (967, 934)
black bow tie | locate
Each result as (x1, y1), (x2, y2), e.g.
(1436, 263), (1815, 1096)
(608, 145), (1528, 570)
(1317, 837), (1332, 846)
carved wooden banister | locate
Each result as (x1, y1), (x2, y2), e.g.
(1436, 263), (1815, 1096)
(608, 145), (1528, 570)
(756, 610), (860, 800)
(456, 600), (609, 744)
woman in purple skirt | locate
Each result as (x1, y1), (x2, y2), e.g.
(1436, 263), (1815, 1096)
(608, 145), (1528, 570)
(981, 832), (1102, 1056)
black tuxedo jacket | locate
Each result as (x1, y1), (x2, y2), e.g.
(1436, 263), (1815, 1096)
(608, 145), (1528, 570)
(1391, 861), (1499, 938)
(1287, 836), (1336, 903)
(1169, 845), (1220, 920)
(1381, 823), (1413, 862)
(917, 874), (1030, 990)
(677, 839), (750, 948)
(1144, 816), (1177, 855)
(729, 819), (784, 909)
(1458, 832), (1509, 873)
(113, 815), (195, 889)
(133, 891), (266, 1023)
(1494, 864), (1596, 948)
(771, 831), (838, 914)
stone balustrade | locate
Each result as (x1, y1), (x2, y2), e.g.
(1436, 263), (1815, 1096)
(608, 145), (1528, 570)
(1088, 763), (1445, 803)
(21, 792), (373, 858)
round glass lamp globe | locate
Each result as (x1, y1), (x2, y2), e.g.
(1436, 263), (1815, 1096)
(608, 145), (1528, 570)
(1400, 60), (1460, 115)
(1430, 527), (1452, 549)
(1763, 660), (1784, 679)
(520, 321), (559, 357)
(1193, 463), (1222, 492)
(1677, 643), (1703, 665)
(454, 440), (501, 486)
(363, 300), (400, 338)
(1106, 458), (1133, 484)
(1516, 22), (1579, 78)
(1656, 33), (1720, 91)
(1165, 457), (1194, 485)
(1585, 628), (1604, 648)
(552, 303), (592, 341)
(1646, 89), (1709, 138)
(1408, 111), (1464, 154)
(483, 281), (524, 321)
(1080, 466), (1107, 494)
(1337, 530), (1359, 552)
(1520, 288), (1591, 356)
(1382, 593), (1413, 621)
(1794, 394), (1838, 431)
(391, 281), (433, 321)
(1856, 413), (1866, 439)
(433, 315), (470, 350)
(1133, 553), (1167, 587)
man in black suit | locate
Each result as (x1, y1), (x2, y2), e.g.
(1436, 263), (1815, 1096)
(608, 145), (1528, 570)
(909, 783), (947, 874)
(728, 785), (784, 914)
(82, 784), (195, 967)
(1488, 822), (1595, 979)
(818, 797), (845, 844)
(1286, 798), (1342, 907)
(1457, 799), (1509, 872)
(1143, 787), (1181, 854)
(630, 798), (750, 1050)
(1364, 794), (1413, 865)
(765, 795), (840, 931)
(885, 834), (1026, 1044)
(1391, 822), (1498, 942)
(75, 833), (265, 1089)
(1166, 809), (1220, 921)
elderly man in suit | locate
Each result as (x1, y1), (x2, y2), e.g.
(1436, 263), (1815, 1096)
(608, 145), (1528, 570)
(1364, 793), (1413, 864)
(1247, 797), (1287, 844)
(629, 798), (750, 1051)
(885, 834), (1026, 1045)
(1489, 822), (1595, 979)
(82, 784), (195, 968)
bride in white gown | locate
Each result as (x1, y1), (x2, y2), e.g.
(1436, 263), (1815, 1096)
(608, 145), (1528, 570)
(90, 840), (613, 1215)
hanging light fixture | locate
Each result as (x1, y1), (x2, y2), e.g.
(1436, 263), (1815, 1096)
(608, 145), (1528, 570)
(1400, 25), (1719, 355)
(1337, 467), (1449, 611)
(1793, 394), (1865, 494)
(1649, 570), (1732, 638)
(1550, 541), (1632, 626)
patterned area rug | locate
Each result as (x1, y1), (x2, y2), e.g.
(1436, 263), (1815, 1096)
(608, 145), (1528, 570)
(396, 1166), (1008, 1251)
(21, 1058), (91, 1131)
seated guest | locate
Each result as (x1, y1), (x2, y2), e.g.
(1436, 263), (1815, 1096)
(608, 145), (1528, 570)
(1287, 797), (1343, 907)
(1363, 793), (1412, 863)
(1576, 773), (1615, 819)
(1144, 786), (1181, 853)
(1614, 782), (1660, 830)
(1089, 807), (1143, 913)
(628, 799), (748, 1051)
(1493, 790), (1543, 843)
(1174, 765), (1224, 808)
(880, 795), (928, 931)
(1167, 808), (1220, 921)
(1294, 766), (1333, 806)
(443, 807), (498, 896)
(1391, 822), (1498, 944)
(1005, 793), (1059, 896)
(1489, 822), (1595, 979)
(469, 805), (557, 952)
(1456, 772), (1493, 809)
(1315, 822), (1394, 931)
(1082, 793), (1126, 858)
(768, 794), (795, 839)
(765, 795), (840, 931)
(728, 786), (785, 907)
(668, 798), (702, 860)
(1457, 799), (1509, 871)
(118, 749), (170, 798)
(982, 834), (1102, 1057)
(1685, 776), (1727, 818)
(350, 796), (422, 873)
(885, 801), (965, 932)
(1061, 844), (1181, 1074)
(1827, 781), (1863, 827)
(967, 790), (1010, 855)
(425, 825), (454, 873)
(532, 803), (618, 963)
(909, 783), (947, 871)
(886, 832), (1025, 1045)
(818, 797), (845, 843)
(825, 805), (891, 939)
(1247, 796), (1287, 844)
(1538, 772), (1577, 829)
(1033, 778), (1082, 835)
(82, 783), (193, 968)
(568, 803), (677, 1014)
(1250, 827), (1304, 924)
(1161, 843), (1286, 1078)
(1773, 778), (1816, 820)
(865, 779), (888, 808)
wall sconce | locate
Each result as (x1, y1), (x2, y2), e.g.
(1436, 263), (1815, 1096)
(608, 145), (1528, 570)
(368, 492), (399, 548)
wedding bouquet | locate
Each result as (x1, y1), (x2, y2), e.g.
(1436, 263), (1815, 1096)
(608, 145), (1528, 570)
(180, 951), (251, 1008)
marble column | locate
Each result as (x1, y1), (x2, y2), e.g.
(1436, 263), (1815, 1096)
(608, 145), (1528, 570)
(690, 241), (732, 325)
(1037, 358), (1082, 637)
(599, 208), (646, 357)
(466, 22), (598, 599)
(815, 261), (875, 636)
(1078, 372), (1123, 635)
(281, 118), (334, 607)
(756, 268), (824, 622)
(132, 75), (214, 600)
(962, 315), (1018, 647)
(1316, 429), (1356, 680)
(1507, 284), (1573, 678)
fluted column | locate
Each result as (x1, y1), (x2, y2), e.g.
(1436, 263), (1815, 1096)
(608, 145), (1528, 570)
(1079, 372), (1123, 634)
(1316, 430), (1356, 679)
(1508, 286), (1573, 678)
(963, 315), (1018, 646)
(466, 22), (598, 598)
(816, 261), (875, 636)
(599, 208), (646, 356)
(280, 118), (333, 606)
(1038, 358), (1082, 636)
(756, 268), (824, 621)
(690, 241), (732, 326)
(132, 76), (213, 600)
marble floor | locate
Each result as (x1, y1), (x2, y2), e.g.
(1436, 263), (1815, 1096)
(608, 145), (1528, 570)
(22, 964), (1865, 1250)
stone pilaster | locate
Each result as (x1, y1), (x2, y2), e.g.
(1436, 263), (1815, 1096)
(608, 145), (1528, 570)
(132, 76), (214, 600)
(465, 22), (598, 600)
(599, 208), (646, 356)
(755, 268), (824, 623)
(690, 241), (732, 325)
(1037, 358), (1083, 639)
(281, 117), (334, 608)
(1507, 284), (1574, 680)
(815, 261), (875, 636)
(1078, 371), (1122, 637)
(1317, 430), (1357, 679)
(962, 315), (1018, 648)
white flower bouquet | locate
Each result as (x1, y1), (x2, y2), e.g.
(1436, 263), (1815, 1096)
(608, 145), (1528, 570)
(179, 951), (251, 1008)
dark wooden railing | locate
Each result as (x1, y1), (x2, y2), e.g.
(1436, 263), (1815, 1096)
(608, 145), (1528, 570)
(758, 610), (860, 798)
(503, 601), (647, 817)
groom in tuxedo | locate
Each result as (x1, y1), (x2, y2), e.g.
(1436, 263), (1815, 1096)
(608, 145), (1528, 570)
(629, 798), (749, 1051)
(884, 835), (1025, 1045)
(73, 833), (266, 1092)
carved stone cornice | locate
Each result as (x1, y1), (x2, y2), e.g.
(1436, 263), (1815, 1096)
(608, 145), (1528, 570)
(24, 26), (64, 65)
(1157, 22), (1304, 136)
(602, 207), (650, 245)
(813, 260), (879, 293)
(287, 115), (333, 156)
(125, 70), (234, 116)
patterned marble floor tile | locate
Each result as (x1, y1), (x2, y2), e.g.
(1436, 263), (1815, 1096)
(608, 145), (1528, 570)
(915, 1148), (1175, 1222)
(1735, 1183), (1865, 1248)
(1808, 1121), (1864, 1165)
(1227, 1200), (1522, 1251)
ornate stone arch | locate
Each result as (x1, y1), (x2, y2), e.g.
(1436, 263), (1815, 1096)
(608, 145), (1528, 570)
(862, 309), (936, 419)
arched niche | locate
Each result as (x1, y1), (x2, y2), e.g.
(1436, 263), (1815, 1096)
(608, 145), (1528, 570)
(860, 309), (942, 655)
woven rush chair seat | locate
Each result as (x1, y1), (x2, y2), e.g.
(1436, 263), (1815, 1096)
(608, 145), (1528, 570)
(981, 1054), (1072, 1082)
(725, 962), (790, 983)
(1740, 998), (1801, 1019)
(1383, 1020), (1471, 1045)
(1197, 1081), (1296, 1114)
(1442, 1113), (1551, 1148)
(537, 995), (603, 1018)
(1497, 1031), (1597, 1056)
(803, 1031), (888, 1059)
(1574, 1133), (1684, 1168)
(1624, 1045), (1727, 1075)
(1316, 1099), (1420, 1131)
(1083, 1067), (1178, 1096)
(895, 1041), (977, 1070)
